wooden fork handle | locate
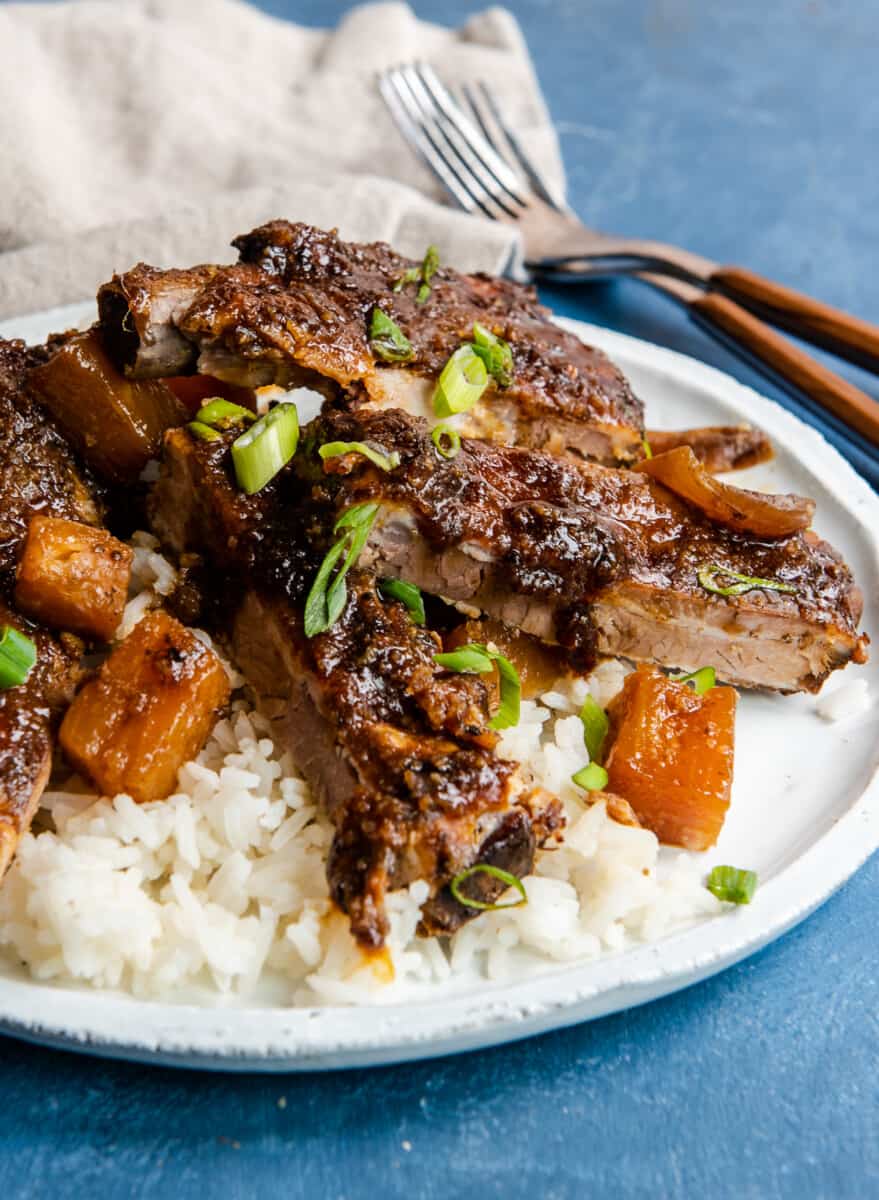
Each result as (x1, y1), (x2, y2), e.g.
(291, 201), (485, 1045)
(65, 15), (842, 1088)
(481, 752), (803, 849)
(710, 265), (879, 375)
(690, 292), (879, 448)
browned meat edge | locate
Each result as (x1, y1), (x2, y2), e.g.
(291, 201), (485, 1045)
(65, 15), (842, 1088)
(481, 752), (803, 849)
(96, 221), (645, 465)
(295, 408), (866, 694)
(0, 338), (100, 873)
(149, 428), (563, 947)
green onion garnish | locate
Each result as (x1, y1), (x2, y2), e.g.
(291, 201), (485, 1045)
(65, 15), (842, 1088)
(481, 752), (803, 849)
(472, 322), (514, 388)
(417, 245), (440, 303)
(195, 398), (255, 430)
(641, 436), (653, 459)
(433, 641), (521, 730)
(431, 424), (461, 460)
(392, 266), (420, 294)
(369, 307), (414, 362)
(671, 666), (716, 694)
(231, 403), (299, 494)
(379, 578), (425, 624)
(488, 652), (522, 730)
(433, 345), (489, 418)
(318, 441), (400, 473)
(0, 626), (37, 689)
(303, 503), (379, 637)
(698, 563), (797, 597)
(449, 864), (527, 912)
(706, 865), (758, 905)
(187, 420), (223, 442)
(579, 695), (609, 763)
(434, 645), (494, 674)
(393, 245), (440, 304)
(572, 763), (609, 792)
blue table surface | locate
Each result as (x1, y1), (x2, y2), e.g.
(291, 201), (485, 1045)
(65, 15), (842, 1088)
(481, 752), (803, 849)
(4, 2), (878, 1197)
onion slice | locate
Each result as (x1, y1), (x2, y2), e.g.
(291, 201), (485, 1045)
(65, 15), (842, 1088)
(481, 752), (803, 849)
(636, 446), (814, 538)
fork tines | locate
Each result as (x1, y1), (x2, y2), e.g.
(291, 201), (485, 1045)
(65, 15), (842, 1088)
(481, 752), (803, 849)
(380, 62), (560, 219)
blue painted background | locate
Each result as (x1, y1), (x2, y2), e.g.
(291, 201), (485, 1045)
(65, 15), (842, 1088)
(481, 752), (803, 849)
(2, 2), (878, 1197)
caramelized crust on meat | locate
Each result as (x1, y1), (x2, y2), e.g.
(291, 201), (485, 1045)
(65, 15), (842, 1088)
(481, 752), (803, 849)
(150, 427), (563, 947)
(97, 221), (645, 464)
(297, 408), (866, 693)
(0, 337), (104, 875)
(0, 601), (81, 876)
(0, 339), (102, 592)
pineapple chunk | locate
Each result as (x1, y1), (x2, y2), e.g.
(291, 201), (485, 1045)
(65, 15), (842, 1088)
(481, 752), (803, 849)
(15, 515), (133, 642)
(59, 610), (230, 802)
(29, 329), (185, 483)
(604, 665), (737, 851)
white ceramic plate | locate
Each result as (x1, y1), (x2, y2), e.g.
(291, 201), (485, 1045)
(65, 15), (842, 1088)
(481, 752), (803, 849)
(1, 302), (877, 1072)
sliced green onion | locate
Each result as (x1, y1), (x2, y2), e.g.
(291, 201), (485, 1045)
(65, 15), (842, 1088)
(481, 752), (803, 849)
(472, 322), (514, 388)
(433, 345), (489, 417)
(231, 403), (299, 494)
(417, 245), (440, 303)
(187, 420), (223, 442)
(431, 423), (461, 460)
(369, 307), (413, 363)
(303, 503), (379, 637)
(303, 538), (347, 638)
(379, 578), (425, 625)
(642, 436), (653, 459)
(706, 865), (758, 905)
(579, 695), (609, 763)
(698, 563), (797, 597)
(449, 864), (527, 911)
(318, 441), (400, 472)
(194, 398), (255, 430)
(433, 645), (494, 674)
(487, 650), (521, 730)
(671, 666), (717, 695)
(572, 762), (609, 792)
(0, 626), (37, 689)
(392, 266), (420, 294)
(433, 641), (520, 730)
(334, 502), (381, 533)
(393, 245), (440, 304)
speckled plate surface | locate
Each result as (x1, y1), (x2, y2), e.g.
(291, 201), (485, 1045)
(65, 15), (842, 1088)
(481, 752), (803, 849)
(1, 302), (877, 1072)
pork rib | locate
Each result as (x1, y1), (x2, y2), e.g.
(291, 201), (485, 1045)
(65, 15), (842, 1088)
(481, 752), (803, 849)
(0, 338), (100, 874)
(97, 221), (645, 465)
(149, 428), (563, 948)
(296, 408), (866, 694)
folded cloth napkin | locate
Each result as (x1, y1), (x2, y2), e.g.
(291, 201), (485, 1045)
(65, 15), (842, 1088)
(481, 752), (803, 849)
(0, 0), (565, 321)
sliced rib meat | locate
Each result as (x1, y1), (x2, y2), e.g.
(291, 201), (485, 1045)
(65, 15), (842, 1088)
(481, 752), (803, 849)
(149, 428), (563, 948)
(97, 221), (645, 464)
(296, 408), (866, 694)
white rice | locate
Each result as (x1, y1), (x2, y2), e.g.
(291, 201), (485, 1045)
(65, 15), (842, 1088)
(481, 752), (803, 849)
(0, 544), (727, 1007)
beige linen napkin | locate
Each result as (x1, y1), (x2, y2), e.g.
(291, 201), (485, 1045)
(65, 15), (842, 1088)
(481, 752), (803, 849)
(0, 0), (565, 320)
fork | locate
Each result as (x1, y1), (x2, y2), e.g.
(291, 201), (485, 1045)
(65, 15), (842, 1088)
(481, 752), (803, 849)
(379, 62), (879, 460)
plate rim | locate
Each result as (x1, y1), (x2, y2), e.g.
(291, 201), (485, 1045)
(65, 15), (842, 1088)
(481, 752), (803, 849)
(1, 302), (877, 1071)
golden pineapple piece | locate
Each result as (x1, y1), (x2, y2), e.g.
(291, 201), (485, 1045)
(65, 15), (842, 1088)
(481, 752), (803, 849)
(15, 515), (133, 643)
(29, 329), (185, 483)
(604, 665), (737, 851)
(59, 610), (230, 802)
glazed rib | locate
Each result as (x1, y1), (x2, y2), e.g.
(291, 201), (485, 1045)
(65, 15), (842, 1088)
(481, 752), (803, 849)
(0, 338), (100, 874)
(295, 408), (866, 694)
(97, 221), (645, 465)
(149, 427), (563, 948)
